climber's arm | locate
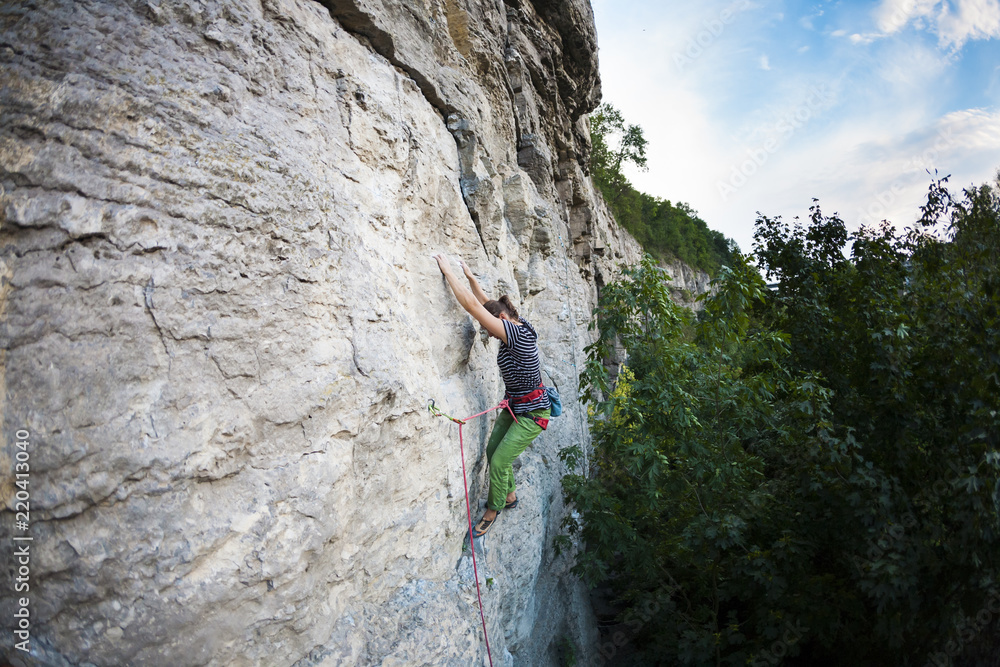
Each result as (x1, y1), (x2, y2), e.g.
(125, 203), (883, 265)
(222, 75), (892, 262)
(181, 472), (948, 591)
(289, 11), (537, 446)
(435, 255), (507, 344)
(461, 260), (490, 305)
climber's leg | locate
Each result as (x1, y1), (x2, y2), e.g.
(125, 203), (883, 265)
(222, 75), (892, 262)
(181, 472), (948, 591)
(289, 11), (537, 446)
(486, 409), (550, 512)
(478, 411), (515, 524)
(485, 409), (514, 468)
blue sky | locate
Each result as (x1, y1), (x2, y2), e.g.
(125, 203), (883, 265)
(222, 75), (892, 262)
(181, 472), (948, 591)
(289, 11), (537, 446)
(591, 0), (1000, 254)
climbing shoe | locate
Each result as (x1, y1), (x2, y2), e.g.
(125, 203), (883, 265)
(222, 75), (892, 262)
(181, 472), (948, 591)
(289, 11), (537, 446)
(472, 513), (499, 538)
(504, 497), (519, 510)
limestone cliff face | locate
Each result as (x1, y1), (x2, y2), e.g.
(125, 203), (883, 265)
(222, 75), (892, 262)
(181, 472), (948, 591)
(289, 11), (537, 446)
(0, 1), (700, 665)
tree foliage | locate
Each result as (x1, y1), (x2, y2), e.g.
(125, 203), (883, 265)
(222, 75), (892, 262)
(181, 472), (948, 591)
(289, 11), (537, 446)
(562, 174), (1000, 666)
(591, 103), (649, 205)
(590, 104), (737, 275)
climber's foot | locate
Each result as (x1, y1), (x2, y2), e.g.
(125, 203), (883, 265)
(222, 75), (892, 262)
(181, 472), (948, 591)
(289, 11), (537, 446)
(473, 511), (499, 538)
(504, 494), (518, 510)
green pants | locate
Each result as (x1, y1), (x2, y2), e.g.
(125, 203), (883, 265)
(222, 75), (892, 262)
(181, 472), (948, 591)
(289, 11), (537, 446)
(485, 408), (551, 511)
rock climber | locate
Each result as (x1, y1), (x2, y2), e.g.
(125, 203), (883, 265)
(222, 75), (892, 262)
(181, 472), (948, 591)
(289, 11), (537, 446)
(434, 254), (552, 538)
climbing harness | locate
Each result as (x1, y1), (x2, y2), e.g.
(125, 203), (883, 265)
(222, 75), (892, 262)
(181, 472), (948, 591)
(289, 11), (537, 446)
(427, 398), (518, 667)
(504, 381), (546, 406)
(505, 381), (555, 430)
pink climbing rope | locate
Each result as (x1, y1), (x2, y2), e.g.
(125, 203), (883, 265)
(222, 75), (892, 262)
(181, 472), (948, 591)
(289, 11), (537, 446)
(427, 398), (517, 667)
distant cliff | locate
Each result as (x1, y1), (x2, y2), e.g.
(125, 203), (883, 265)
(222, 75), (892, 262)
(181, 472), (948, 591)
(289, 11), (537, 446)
(0, 1), (706, 665)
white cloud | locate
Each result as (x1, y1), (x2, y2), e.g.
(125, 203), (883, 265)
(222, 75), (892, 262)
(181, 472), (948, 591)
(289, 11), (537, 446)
(591, 0), (1000, 254)
(664, 67), (1000, 250)
(937, 0), (1000, 47)
(869, 0), (1000, 48)
(874, 0), (941, 34)
(754, 108), (1000, 235)
(875, 39), (951, 92)
(840, 109), (1000, 226)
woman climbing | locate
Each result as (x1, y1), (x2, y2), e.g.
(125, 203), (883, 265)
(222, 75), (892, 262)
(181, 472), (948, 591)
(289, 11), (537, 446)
(434, 254), (551, 538)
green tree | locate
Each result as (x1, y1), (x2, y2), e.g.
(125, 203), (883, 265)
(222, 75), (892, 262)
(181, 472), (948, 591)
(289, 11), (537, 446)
(563, 253), (823, 665)
(562, 174), (1000, 665)
(588, 103), (737, 275)
(590, 103), (648, 205)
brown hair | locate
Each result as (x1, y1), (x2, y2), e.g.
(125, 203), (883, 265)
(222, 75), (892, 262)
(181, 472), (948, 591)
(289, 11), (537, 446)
(484, 295), (520, 321)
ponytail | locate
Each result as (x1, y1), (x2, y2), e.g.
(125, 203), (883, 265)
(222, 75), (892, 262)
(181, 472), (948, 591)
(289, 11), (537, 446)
(484, 295), (520, 321)
(498, 295), (520, 320)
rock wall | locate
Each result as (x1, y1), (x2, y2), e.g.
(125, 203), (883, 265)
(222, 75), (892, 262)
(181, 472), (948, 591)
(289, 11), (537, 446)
(661, 257), (713, 310)
(0, 0), (682, 665)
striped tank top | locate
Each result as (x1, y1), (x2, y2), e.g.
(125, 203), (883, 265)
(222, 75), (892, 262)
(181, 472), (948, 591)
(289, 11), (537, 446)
(498, 318), (551, 414)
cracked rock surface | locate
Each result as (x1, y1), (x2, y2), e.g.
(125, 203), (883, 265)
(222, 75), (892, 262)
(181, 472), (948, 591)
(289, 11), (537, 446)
(0, 0), (706, 665)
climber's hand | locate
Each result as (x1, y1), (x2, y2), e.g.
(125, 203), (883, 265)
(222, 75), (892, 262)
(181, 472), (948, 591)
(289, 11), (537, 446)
(434, 254), (453, 276)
